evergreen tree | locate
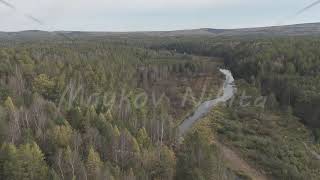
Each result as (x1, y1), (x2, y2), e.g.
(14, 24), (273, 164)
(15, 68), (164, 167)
(137, 128), (151, 149)
(86, 147), (103, 180)
(4, 96), (15, 112)
(1, 142), (49, 180)
(0, 143), (17, 179)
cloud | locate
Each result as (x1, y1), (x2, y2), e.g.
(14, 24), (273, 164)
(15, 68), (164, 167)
(59, 0), (236, 9)
(5, 0), (242, 16)
(1, 0), (319, 31)
(1, 0), (246, 30)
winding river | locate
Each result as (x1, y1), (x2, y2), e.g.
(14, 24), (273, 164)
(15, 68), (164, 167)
(178, 69), (236, 136)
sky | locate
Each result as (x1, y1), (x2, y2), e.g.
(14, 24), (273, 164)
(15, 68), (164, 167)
(1, 0), (320, 31)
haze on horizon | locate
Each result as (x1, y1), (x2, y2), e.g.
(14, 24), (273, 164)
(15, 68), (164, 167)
(1, 0), (320, 32)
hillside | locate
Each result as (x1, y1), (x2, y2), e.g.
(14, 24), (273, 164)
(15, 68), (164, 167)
(1, 25), (320, 180)
(1, 23), (320, 42)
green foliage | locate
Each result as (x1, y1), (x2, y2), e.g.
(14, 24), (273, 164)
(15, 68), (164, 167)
(1, 34), (319, 180)
(16, 50), (35, 77)
(223, 39), (320, 127)
(4, 96), (15, 112)
(0, 143), (17, 178)
(176, 127), (216, 180)
(0, 42), (189, 179)
(113, 125), (120, 138)
(0, 142), (48, 180)
(141, 146), (176, 180)
(0, 50), (12, 76)
(137, 128), (151, 149)
(49, 124), (73, 148)
(86, 147), (103, 180)
(32, 74), (56, 100)
(0, 106), (8, 143)
(211, 103), (320, 179)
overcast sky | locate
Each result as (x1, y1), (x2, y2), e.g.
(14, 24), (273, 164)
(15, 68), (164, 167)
(1, 0), (320, 31)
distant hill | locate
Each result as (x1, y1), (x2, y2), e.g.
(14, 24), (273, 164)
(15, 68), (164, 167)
(1, 22), (320, 41)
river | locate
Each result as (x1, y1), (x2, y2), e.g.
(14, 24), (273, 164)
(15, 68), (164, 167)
(178, 69), (236, 136)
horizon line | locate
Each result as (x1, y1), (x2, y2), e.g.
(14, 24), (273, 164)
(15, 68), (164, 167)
(1, 21), (320, 33)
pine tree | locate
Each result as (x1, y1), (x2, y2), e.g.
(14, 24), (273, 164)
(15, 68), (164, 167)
(137, 128), (151, 149)
(131, 136), (140, 154)
(32, 74), (55, 100)
(50, 124), (73, 148)
(86, 147), (103, 180)
(0, 143), (17, 179)
(4, 96), (15, 112)
(5, 142), (49, 180)
(0, 50), (11, 76)
(113, 125), (120, 138)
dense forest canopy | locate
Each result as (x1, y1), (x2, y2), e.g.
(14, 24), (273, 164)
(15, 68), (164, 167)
(141, 36), (320, 128)
(0, 34), (320, 180)
(0, 39), (224, 180)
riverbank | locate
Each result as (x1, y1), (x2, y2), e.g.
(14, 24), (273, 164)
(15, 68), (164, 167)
(178, 69), (236, 136)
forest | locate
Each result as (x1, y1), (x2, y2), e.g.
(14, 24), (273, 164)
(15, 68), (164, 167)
(143, 36), (320, 179)
(0, 40), (224, 180)
(146, 36), (320, 128)
(0, 34), (320, 180)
